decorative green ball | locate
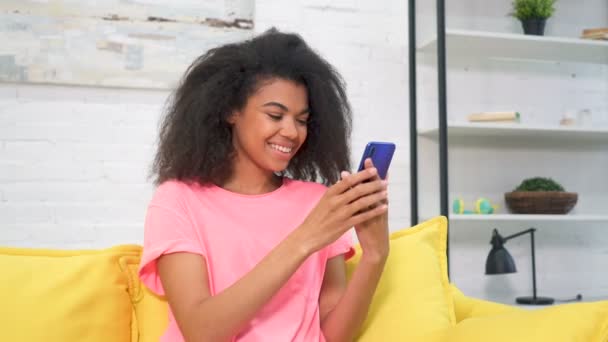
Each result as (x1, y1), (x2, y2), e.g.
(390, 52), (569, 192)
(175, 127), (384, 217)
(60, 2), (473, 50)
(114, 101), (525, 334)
(476, 198), (494, 214)
(453, 198), (464, 214)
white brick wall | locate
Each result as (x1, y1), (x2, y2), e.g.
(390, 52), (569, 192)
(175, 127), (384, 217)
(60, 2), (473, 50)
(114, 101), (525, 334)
(0, 83), (168, 247)
(0, 0), (412, 249)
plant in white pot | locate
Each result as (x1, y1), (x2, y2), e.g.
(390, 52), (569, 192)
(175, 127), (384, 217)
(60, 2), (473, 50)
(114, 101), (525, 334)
(511, 0), (556, 36)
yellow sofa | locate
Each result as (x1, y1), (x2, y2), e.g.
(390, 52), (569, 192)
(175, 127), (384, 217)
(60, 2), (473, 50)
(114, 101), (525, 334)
(2, 217), (607, 341)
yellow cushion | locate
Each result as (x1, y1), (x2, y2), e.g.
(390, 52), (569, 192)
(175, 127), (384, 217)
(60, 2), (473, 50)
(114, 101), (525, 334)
(115, 249), (169, 342)
(346, 216), (455, 341)
(450, 284), (523, 322)
(446, 301), (608, 341)
(134, 285), (169, 342)
(0, 244), (141, 342)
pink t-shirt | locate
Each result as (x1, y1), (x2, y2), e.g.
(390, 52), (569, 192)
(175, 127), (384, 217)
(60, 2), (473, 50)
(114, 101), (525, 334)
(138, 178), (354, 342)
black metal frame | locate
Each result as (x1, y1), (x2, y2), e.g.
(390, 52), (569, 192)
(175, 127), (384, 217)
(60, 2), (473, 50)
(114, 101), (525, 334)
(408, 0), (450, 266)
(408, 0), (419, 225)
(408, 0), (449, 240)
(408, 0), (449, 226)
(436, 0), (449, 219)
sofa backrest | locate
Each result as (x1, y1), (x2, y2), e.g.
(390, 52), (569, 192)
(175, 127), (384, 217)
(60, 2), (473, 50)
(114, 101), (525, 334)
(0, 244), (168, 342)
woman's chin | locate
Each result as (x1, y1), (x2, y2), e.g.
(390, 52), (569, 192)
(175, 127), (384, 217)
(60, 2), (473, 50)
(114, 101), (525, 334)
(265, 149), (295, 171)
(268, 162), (289, 173)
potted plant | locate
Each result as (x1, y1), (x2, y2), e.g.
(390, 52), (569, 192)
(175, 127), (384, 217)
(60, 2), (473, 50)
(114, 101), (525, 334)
(505, 177), (577, 214)
(511, 0), (557, 36)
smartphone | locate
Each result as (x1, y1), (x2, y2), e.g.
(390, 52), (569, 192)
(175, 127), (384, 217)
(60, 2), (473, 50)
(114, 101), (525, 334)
(357, 142), (396, 180)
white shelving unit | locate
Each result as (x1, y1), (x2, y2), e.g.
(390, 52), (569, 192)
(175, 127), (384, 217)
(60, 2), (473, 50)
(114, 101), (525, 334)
(413, 4), (608, 303)
(450, 214), (608, 222)
(416, 29), (608, 224)
(418, 29), (608, 64)
(418, 122), (608, 142)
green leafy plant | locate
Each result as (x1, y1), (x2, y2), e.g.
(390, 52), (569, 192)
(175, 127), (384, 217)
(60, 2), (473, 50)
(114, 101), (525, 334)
(515, 177), (565, 192)
(512, 0), (556, 20)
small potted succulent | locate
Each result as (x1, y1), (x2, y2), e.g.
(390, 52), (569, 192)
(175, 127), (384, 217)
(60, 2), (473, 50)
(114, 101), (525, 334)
(505, 177), (577, 214)
(511, 0), (557, 36)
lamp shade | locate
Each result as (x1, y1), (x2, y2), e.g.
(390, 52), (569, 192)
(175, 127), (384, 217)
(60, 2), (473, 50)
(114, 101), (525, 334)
(486, 246), (517, 274)
(485, 228), (517, 275)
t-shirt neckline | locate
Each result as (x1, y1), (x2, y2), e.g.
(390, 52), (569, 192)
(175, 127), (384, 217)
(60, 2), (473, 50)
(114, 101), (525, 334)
(210, 177), (291, 199)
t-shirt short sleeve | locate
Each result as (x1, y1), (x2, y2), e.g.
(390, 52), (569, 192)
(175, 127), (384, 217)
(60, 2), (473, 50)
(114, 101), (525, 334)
(138, 181), (206, 296)
(326, 229), (355, 260)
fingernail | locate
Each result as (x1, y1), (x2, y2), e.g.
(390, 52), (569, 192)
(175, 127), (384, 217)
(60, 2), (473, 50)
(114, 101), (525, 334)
(370, 168), (377, 175)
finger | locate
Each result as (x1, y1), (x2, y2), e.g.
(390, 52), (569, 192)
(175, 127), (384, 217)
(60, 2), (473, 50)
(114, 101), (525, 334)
(347, 203), (388, 227)
(381, 191), (389, 205)
(381, 179), (389, 204)
(341, 178), (387, 205)
(333, 171), (352, 195)
(347, 189), (388, 215)
(327, 170), (353, 196)
(332, 167), (378, 194)
(365, 158), (383, 182)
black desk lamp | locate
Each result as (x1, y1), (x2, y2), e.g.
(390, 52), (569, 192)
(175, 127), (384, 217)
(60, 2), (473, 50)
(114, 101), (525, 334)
(485, 228), (554, 305)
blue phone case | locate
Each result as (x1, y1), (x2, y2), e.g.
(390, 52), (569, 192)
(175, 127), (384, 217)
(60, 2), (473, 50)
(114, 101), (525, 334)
(357, 142), (395, 180)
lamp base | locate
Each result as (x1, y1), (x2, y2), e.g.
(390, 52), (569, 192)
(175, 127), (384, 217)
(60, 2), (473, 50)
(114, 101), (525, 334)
(516, 296), (554, 305)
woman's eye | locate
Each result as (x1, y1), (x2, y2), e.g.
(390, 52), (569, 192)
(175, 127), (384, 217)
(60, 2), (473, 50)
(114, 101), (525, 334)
(297, 119), (308, 125)
(267, 114), (282, 121)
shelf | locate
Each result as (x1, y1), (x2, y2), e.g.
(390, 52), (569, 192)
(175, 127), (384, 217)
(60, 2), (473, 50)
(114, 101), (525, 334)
(418, 122), (608, 142)
(418, 29), (608, 64)
(450, 214), (608, 222)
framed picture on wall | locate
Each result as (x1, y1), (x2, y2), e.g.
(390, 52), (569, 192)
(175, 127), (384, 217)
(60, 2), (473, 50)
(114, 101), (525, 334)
(0, 0), (253, 89)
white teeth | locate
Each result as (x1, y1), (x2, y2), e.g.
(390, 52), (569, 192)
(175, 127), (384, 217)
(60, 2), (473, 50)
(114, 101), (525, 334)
(270, 143), (292, 153)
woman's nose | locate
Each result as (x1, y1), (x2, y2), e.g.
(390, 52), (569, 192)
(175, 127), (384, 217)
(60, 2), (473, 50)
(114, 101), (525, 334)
(280, 118), (298, 138)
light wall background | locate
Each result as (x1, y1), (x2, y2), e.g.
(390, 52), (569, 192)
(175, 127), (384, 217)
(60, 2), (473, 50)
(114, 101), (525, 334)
(1, 0), (607, 304)
(1, 0), (411, 248)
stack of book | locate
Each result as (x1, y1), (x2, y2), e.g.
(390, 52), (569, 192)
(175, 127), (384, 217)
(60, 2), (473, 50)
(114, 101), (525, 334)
(581, 28), (608, 40)
(467, 111), (520, 123)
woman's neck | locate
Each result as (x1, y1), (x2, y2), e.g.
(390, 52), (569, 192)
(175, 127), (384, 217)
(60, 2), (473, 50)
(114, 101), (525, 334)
(220, 167), (282, 196)
(220, 175), (282, 195)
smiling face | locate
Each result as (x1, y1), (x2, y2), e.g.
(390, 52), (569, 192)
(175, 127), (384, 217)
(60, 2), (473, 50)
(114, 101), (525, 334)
(228, 77), (310, 178)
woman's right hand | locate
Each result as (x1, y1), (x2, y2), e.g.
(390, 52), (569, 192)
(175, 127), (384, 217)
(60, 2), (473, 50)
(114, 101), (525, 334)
(294, 166), (388, 254)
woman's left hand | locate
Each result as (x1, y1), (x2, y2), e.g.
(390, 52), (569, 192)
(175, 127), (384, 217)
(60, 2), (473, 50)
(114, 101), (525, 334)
(341, 158), (389, 262)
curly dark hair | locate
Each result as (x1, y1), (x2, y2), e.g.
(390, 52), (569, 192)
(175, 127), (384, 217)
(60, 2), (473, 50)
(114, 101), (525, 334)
(152, 28), (352, 186)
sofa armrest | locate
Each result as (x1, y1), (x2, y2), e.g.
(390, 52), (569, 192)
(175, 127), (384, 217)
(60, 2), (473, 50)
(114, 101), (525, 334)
(450, 284), (523, 323)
